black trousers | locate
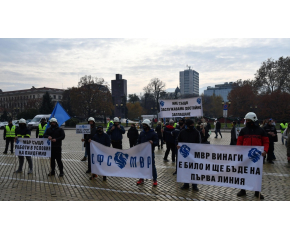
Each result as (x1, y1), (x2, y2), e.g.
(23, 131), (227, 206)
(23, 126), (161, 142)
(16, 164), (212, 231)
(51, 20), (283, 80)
(86, 144), (91, 172)
(112, 141), (122, 149)
(157, 135), (163, 148)
(18, 156), (32, 171)
(266, 142), (275, 161)
(215, 129), (222, 137)
(4, 138), (14, 153)
(164, 142), (176, 161)
(51, 147), (63, 174)
(129, 139), (137, 148)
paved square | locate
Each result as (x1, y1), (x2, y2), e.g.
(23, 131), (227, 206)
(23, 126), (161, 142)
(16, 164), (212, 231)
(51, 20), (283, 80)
(0, 129), (289, 201)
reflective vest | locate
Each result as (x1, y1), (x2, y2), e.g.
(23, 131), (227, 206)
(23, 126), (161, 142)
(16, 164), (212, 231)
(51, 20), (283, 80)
(38, 124), (47, 136)
(17, 133), (30, 138)
(280, 123), (288, 133)
(106, 121), (114, 131)
(173, 123), (177, 128)
(5, 125), (16, 138)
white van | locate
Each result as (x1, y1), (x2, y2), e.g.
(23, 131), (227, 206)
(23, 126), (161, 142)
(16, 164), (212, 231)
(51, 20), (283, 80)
(27, 114), (50, 130)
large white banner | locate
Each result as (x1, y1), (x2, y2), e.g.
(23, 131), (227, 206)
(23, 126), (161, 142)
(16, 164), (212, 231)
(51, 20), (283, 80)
(158, 97), (203, 118)
(15, 138), (51, 157)
(76, 124), (91, 134)
(177, 143), (264, 191)
(90, 141), (153, 179)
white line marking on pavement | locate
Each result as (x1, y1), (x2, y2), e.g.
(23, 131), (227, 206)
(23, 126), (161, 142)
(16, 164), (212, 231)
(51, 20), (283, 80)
(0, 163), (13, 166)
(0, 177), (202, 201)
(263, 172), (290, 177)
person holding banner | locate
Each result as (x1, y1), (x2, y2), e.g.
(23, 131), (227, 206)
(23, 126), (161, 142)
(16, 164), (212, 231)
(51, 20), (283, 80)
(236, 112), (269, 199)
(177, 119), (201, 191)
(107, 117), (125, 149)
(82, 117), (97, 173)
(136, 119), (159, 186)
(91, 125), (111, 181)
(36, 118), (47, 138)
(14, 119), (33, 174)
(44, 118), (65, 177)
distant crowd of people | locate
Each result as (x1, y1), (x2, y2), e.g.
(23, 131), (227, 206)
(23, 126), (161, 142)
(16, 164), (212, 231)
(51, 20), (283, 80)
(2, 112), (290, 200)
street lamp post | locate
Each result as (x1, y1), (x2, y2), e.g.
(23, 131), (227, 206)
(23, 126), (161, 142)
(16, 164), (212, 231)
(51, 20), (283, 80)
(222, 101), (231, 128)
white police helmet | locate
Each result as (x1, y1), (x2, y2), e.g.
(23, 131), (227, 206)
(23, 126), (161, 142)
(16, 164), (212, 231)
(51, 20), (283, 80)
(142, 119), (151, 127)
(49, 118), (58, 123)
(19, 118), (26, 124)
(88, 117), (95, 122)
(113, 117), (120, 123)
(244, 112), (258, 122)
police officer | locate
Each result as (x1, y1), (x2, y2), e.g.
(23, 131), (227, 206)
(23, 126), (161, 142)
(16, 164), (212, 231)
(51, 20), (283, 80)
(36, 118), (47, 138)
(177, 119), (201, 191)
(136, 119), (159, 186)
(91, 125), (111, 181)
(107, 117), (125, 149)
(14, 119), (33, 174)
(236, 112), (269, 199)
(82, 117), (97, 173)
(263, 118), (278, 164)
(106, 118), (114, 132)
(43, 118), (65, 177)
(280, 120), (288, 145)
(3, 119), (15, 154)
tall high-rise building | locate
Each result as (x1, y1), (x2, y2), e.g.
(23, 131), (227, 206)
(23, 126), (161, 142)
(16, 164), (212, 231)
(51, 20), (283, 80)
(179, 66), (199, 96)
(111, 74), (127, 119)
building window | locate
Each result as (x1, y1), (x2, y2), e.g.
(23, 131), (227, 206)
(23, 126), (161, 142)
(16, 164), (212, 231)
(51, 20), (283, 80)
(53, 95), (56, 99)
(58, 95), (61, 100)
(33, 95), (35, 99)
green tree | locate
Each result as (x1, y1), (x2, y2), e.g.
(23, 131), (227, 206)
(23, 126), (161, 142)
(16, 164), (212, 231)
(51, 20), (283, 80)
(39, 91), (54, 113)
(1, 110), (8, 121)
(128, 94), (140, 103)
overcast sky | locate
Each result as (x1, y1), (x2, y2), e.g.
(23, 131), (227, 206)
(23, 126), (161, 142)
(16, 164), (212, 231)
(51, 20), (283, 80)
(0, 38), (289, 95)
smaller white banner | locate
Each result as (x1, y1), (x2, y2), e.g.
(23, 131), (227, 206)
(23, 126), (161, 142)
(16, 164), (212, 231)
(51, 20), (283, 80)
(15, 138), (51, 157)
(90, 141), (153, 179)
(158, 97), (203, 118)
(223, 110), (228, 117)
(236, 127), (242, 139)
(177, 143), (264, 191)
(76, 124), (91, 134)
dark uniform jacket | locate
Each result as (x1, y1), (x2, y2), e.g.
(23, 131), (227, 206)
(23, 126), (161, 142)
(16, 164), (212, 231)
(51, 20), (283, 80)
(216, 121), (221, 130)
(237, 124), (269, 152)
(43, 125), (65, 147)
(177, 127), (201, 144)
(107, 125), (125, 142)
(230, 126), (237, 145)
(15, 127), (31, 138)
(127, 127), (139, 140)
(137, 129), (158, 155)
(92, 132), (111, 147)
(84, 125), (97, 147)
(263, 124), (278, 143)
(163, 125), (175, 144)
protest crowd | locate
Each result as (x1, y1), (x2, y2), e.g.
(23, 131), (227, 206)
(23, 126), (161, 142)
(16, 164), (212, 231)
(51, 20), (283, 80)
(3, 102), (290, 201)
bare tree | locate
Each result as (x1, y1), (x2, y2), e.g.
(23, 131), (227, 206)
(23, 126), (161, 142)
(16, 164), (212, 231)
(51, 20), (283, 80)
(144, 78), (166, 112)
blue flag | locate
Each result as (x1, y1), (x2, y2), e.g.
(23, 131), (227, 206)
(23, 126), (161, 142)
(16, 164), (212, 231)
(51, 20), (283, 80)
(45, 102), (71, 132)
